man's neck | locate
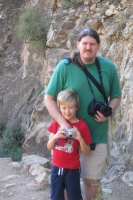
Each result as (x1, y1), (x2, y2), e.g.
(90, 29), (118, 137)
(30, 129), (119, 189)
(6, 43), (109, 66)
(79, 55), (96, 65)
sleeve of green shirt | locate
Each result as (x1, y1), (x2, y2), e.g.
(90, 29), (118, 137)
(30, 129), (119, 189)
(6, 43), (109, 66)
(45, 60), (65, 98)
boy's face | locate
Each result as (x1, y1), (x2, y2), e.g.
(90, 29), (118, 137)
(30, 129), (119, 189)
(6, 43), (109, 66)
(59, 103), (78, 123)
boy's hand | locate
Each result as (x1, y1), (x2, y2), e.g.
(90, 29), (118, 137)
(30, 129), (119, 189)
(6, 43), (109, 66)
(72, 126), (82, 141)
(53, 129), (67, 139)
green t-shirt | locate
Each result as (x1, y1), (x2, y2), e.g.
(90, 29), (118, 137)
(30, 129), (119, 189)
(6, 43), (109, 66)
(45, 56), (122, 143)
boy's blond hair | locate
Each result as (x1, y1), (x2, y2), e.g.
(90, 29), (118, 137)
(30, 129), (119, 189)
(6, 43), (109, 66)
(57, 89), (80, 109)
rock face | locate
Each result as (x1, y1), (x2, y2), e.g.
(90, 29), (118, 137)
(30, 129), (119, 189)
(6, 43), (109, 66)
(0, 0), (133, 185)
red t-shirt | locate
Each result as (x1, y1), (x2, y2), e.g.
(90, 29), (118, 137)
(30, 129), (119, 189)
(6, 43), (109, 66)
(47, 119), (92, 169)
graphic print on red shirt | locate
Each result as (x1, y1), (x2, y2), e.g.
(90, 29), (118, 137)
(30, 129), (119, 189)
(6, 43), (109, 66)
(55, 137), (74, 153)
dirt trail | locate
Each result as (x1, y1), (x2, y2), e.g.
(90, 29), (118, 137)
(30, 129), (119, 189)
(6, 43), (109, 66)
(0, 158), (50, 200)
(1, 158), (133, 200)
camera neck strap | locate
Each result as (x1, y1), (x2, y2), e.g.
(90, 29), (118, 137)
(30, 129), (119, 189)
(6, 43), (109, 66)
(75, 56), (109, 105)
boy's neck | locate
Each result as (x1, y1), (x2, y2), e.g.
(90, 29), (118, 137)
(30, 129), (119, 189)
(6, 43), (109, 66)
(67, 117), (79, 123)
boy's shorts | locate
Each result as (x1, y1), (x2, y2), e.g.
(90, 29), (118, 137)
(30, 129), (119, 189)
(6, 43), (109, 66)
(80, 144), (107, 180)
(50, 165), (83, 200)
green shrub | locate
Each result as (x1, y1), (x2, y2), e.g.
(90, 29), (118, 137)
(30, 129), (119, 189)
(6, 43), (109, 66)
(16, 7), (50, 51)
(131, 28), (133, 35)
(0, 122), (5, 138)
(100, 5), (109, 16)
(113, 21), (125, 31)
(63, 0), (83, 9)
(0, 123), (25, 161)
(11, 146), (23, 162)
(35, 84), (44, 97)
(110, 0), (121, 6)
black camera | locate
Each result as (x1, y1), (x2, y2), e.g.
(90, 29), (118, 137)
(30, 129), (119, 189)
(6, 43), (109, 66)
(88, 99), (112, 117)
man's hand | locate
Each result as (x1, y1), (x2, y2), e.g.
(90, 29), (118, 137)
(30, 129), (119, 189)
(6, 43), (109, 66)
(94, 97), (121, 122)
(95, 111), (108, 122)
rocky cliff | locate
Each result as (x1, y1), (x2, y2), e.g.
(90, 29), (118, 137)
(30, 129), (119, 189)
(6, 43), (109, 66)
(1, 0), (133, 185)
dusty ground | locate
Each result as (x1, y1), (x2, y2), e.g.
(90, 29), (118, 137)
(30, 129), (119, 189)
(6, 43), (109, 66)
(0, 158), (133, 200)
(0, 158), (50, 200)
(102, 179), (133, 200)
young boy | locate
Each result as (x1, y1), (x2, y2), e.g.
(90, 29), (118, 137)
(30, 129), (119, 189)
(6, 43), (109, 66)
(47, 89), (92, 200)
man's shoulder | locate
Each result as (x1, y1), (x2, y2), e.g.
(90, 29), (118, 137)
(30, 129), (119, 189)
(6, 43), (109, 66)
(63, 56), (72, 65)
(55, 57), (76, 74)
(98, 56), (115, 66)
(56, 57), (73, 69)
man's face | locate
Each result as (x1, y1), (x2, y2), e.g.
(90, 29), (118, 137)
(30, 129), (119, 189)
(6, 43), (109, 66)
(77, 35), (100, 63)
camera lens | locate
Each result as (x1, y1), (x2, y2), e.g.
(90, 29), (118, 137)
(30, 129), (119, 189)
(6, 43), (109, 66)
(100, 105), (112, 117)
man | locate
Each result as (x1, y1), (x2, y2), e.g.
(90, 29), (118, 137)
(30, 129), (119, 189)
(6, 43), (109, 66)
(44, 28), (121, 200)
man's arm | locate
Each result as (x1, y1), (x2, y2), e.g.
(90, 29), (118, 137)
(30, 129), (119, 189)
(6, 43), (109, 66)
(108, 97), (121, 112)
(44, 94), (70, 128)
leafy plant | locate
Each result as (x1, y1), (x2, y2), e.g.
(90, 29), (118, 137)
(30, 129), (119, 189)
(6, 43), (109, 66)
(100, 5), (109, 16)
(122, 9), (133, 20)
(16, 7), (50, 51)
(131, 28), (133, 35)
(112, 9), (132, 33)
(114, 21), (121, 28)
(63, 0), (83, 9)
(91, 181), (109, 200)
(35, 84), (44, 97)
(109, 0), (120, 6)
(0, 122), (5, 138)
(0, 123), (25, 161)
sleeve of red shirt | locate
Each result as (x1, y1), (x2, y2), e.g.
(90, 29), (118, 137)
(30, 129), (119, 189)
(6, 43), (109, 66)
(47, 121), (59, 134)
(80, 121), (92, 145)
